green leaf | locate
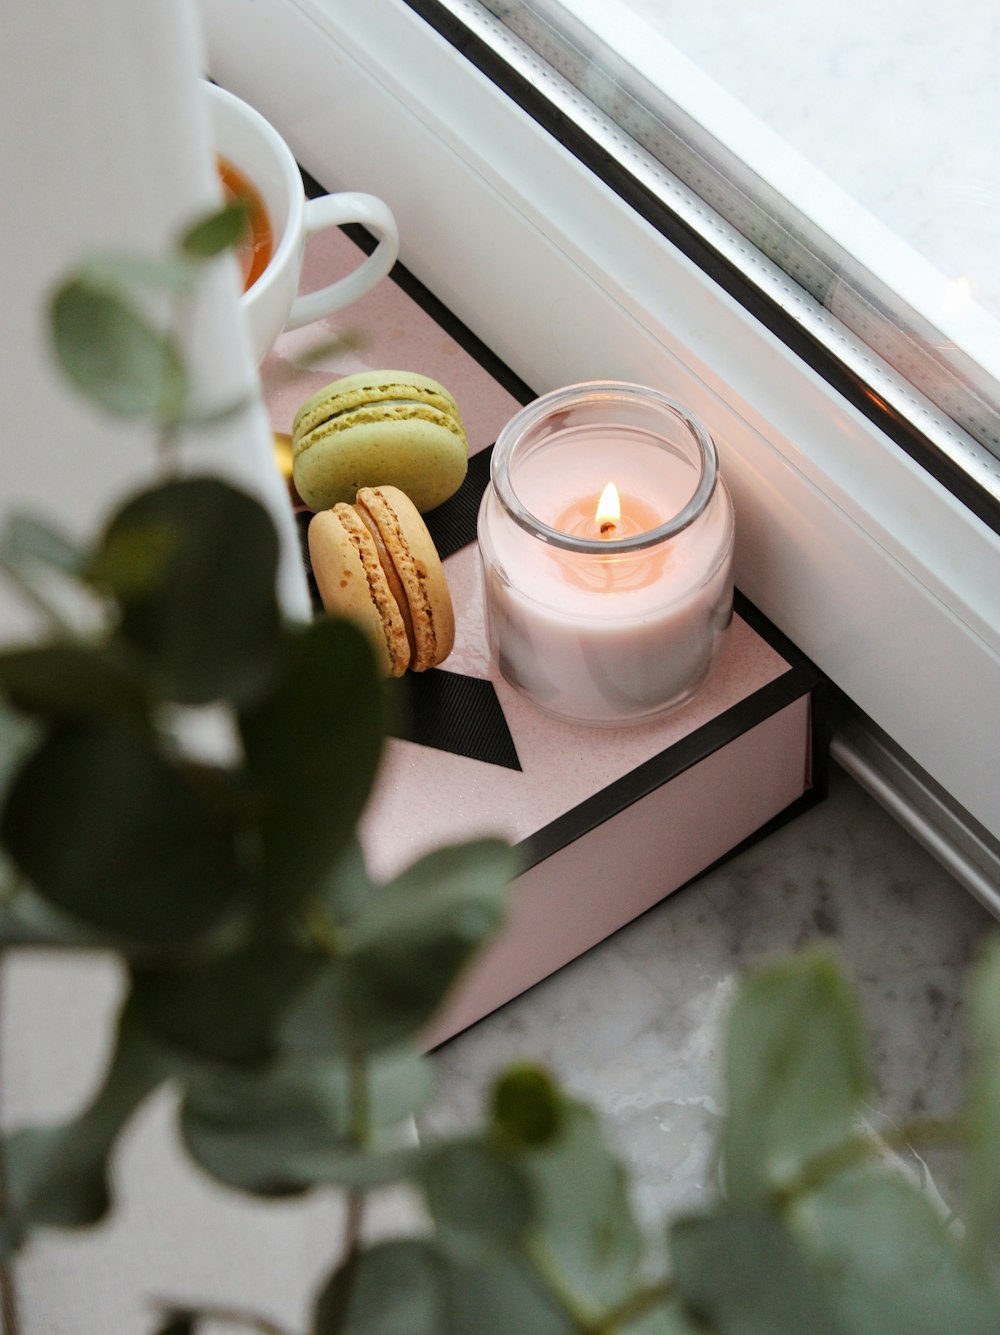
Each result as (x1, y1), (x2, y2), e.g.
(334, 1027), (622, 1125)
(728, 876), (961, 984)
(180, 1047), (430, 1193)
(422, 1140), (534, 1263)
(313, 1240), (444, 1335)
(344, 838), (516, 1048)
(313, 1241), (575, 1335)
(79, 252), (198, 295)
(491, 1064), (566, 1149)
(721, 947), (870, 1205)
(132, 936), (318, 1064)
(1, 718), (246, 945)
(97, 478), (284, 705)
(314, 837), (374, 929)
(50, 277), (187, 419)
(0, 643), (150, 726)
(963, 934), (1000, 1266)
(179, 201), (250, 259)
(281, 839), (516, 1052)
(0, 513), (85, 576)
(85, 519), (177, 601)
(239, 616), (384, 915)
(2, 1006), (166, 1253)
(0, 702), (39, 795)
(618, 1301), (703, 1335)
(441, 1253), (578, 1335)
(517, 1102), (643, 1315)
(0, 883), (138, 949)
(670, 1207), (844, 1335)
(794, 1168), (1000, 1335)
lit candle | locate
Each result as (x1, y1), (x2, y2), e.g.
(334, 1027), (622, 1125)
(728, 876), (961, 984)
(477, 382), (734, 726)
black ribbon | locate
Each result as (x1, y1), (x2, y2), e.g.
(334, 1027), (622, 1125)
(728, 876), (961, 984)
(297, 446), (521, 770)
(422, 445), (493, 559)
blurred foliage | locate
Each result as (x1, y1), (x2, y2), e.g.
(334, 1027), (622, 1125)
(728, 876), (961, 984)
(0, 204), (997, 1334)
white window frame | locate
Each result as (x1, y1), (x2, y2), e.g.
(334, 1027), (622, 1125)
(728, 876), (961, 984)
(200, 0), (1000, 845)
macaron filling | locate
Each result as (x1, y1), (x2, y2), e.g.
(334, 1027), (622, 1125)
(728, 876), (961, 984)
(358, 487), (444, 672)
(328, 504), (410, 676)
(354, 496), (417, 664)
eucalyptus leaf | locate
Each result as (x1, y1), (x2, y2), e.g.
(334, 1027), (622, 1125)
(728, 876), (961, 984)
(515, 1101), (643, 1316)
(0, 702), (39, 795)
(79, 251), (198, 295)
(314, 837), (374, 929)
(341, 837), (516, 1049)
(0, 642), (150, 726)
(239, 615), (384, 915)
(85, 519), (177, 601)
(0, 512), (85, 576)
(281, 838), (517, 1052)
(97, 478), (284, 705)
(50, 277), (187, 419)
(0, 882), (140, 950)
(313, 1239), (444, 1335)
(312, 1240), (576, 1335)
(421, 1139), (534, 1263)
(618, 1300), (704, 1335)
(792, 1168), (1000, 1335)
(670, 1207), (845, 1335)
(721, 947), (870, 1206)
(2, 1006), (167, 1252)
(131, 936), (318, 1065)
(180, 1046), (430, 1194)
(0, 705), (42, 910)
(1, 718), (247, 945)
(963, 935), (1000, 1267)
(179, 201), (250, 259)
(442, 1252), (579, 1335)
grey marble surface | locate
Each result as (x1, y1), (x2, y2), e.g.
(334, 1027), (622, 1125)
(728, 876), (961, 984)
(417, 762), (997, 1227)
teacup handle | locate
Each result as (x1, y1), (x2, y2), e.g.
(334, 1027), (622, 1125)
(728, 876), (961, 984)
(284, 192), (399, 330)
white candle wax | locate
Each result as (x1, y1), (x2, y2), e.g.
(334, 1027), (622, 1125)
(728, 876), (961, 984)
(479, 424), (734, 725)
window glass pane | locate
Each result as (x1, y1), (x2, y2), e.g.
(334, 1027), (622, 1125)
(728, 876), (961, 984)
(467, 0), (1000, 491)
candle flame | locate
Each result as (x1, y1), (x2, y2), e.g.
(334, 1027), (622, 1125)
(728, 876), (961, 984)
(596, 482), (621, 534)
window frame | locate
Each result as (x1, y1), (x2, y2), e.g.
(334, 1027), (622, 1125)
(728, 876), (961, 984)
(199, 0), (1000, 841)
(460, 0), (1000, 516)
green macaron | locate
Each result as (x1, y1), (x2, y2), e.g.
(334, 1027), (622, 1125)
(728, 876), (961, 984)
(291, 370), (469, 513)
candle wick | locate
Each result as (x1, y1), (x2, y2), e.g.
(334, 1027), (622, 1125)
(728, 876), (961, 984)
(600, 520), (616, 535)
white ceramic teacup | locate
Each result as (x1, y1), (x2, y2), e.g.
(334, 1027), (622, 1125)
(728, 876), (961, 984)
(206, 83), (399, 362)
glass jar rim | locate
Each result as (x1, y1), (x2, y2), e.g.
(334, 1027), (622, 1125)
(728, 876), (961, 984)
(490, 381), (720, 553)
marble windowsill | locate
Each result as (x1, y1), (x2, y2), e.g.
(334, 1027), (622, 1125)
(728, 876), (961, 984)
(418, 762), (996, 1223)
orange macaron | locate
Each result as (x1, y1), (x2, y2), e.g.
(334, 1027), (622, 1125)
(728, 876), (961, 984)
(308, 485), (455, 677)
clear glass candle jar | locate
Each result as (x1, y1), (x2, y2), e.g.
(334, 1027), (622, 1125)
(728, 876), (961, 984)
(477, 382), (735, 726)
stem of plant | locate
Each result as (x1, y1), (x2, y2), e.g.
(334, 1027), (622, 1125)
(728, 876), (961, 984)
(524, 1238), (603, 1331)
(595, 1279), (677, 1334)
(0, 958), (21, 1335)
(774, 1115), (960, 1207)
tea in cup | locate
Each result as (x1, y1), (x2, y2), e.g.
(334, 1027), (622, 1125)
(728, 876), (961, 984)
(206, 83), (399, 362)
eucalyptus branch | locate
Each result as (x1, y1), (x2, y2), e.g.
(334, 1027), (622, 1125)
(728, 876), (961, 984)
(773, 1115), (960, 1209)
(523, 1237), (602, 1332)
(0, 558), (77, 637)
(0, 1259), (19, 1335)
(154, 289), (193, 476)
(594, 1279), (678, 1334)
(347, 1051), (370, 1150)
(0, 958), (21, 1335)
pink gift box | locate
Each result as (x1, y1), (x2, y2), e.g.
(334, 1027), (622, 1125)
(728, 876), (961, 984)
(264, 223), (826, 1047)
